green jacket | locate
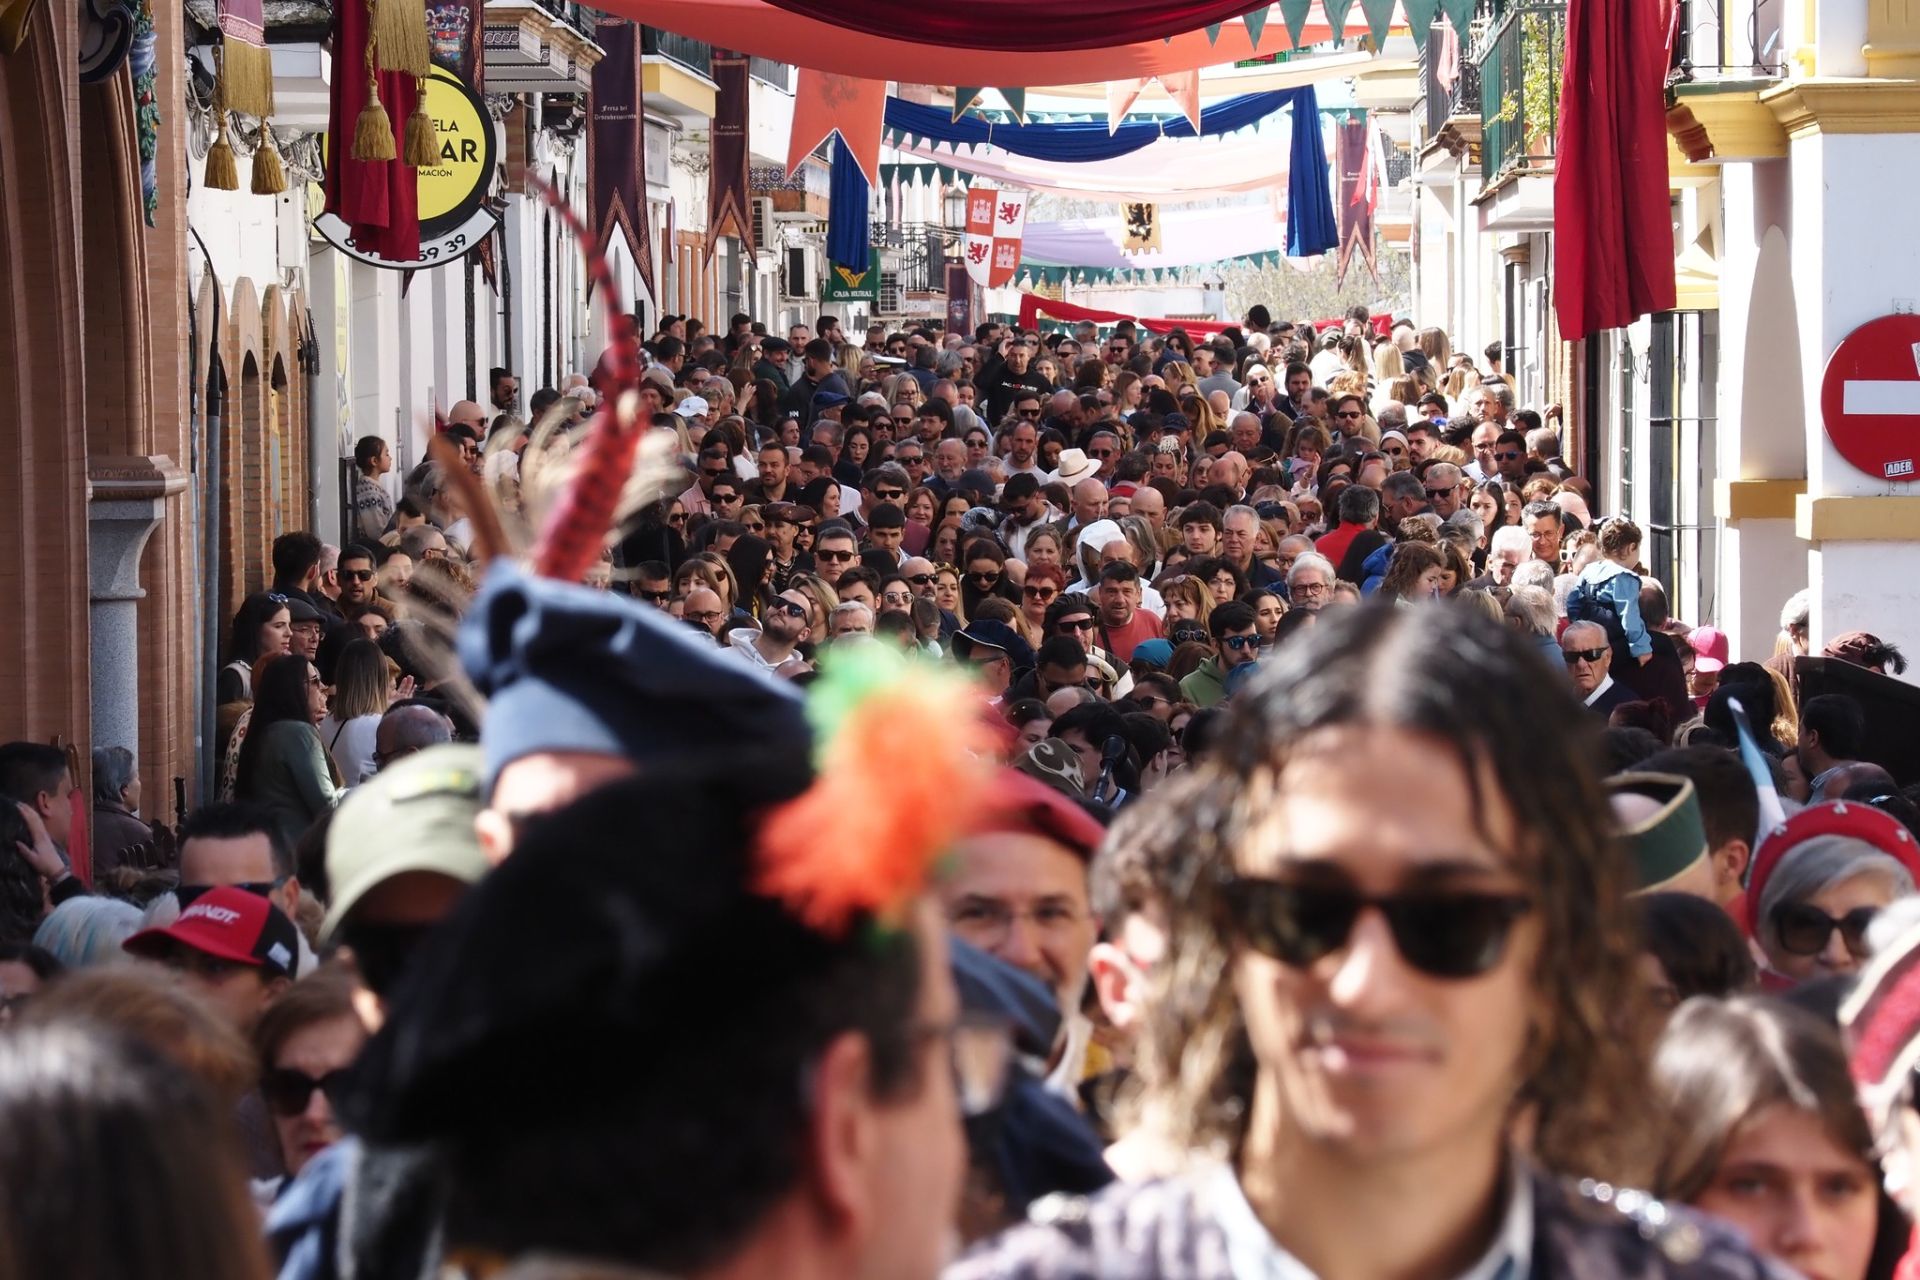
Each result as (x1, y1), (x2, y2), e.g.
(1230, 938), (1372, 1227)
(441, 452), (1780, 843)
(1179, 658), (1228, 709)
(241, 720), (343, 852)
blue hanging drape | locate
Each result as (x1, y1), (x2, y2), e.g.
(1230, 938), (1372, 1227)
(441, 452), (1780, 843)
(1285, 85), (1337, 257)
(883, 90), (1299, 163)
(827, 142), (871, 271)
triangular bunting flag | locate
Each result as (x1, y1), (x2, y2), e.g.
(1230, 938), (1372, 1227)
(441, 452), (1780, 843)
(787, 69), (885, 186)
(1323, 0), (1354, 44)
(1438, 0), (1474, 37)
(1159, 70), (1203, 132)
(999, 88), (1027, 122)
(1401, 0), (1440, 45)
(952, 87), (984, 121)
(1358, 0), (1395, 48)
(1277, 0), (1312, 48)
(1106, 78), (1147, 132)
(1244, 4), (1269, 48)
(1205, 21), (1222, 41)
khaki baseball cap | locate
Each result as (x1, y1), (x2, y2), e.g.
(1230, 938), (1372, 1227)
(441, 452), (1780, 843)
(322, 744), (490, 943)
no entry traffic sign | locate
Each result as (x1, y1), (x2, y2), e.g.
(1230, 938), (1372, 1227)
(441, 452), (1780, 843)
(1821, 313), (1920, 481)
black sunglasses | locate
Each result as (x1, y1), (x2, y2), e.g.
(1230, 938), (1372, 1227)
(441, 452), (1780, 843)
(906, 573), (935, 585)
(1495, 450), (1524, 461)
(340, 568), (375, 582)
(768, 597), (809, 619)
(637, 588), (672, 603)
(815, 549), (855, 563)
(1425, 488), (1455, 500)
(968, 571), (1001, 585)
(1774, 901), (1878, 959)
(1219, 875), (1533, 980)
(874, 488), (905, 501)
(1562, 647), (1608, 665)
(177, 880), (282, 909)
(261, 1066), (351, 1118)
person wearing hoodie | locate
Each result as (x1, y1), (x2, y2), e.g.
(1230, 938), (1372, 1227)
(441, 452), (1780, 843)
(723, 588), (813, 676)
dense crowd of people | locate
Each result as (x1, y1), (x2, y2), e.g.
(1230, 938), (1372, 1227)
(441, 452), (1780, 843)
(2, 302), (1919, 1280)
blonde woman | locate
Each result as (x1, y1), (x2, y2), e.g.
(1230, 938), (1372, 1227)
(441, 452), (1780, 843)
(317, 638), (392, 786)
(1161, 361), (1197, 399)
(1179, 394), (1222, 440)
(1416, 325), (1452, 369)
(1159, 574), (1216, 628)
(883, 373), (924, 410)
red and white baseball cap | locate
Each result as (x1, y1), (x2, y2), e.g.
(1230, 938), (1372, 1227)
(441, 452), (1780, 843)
(123, 885), (299, 979)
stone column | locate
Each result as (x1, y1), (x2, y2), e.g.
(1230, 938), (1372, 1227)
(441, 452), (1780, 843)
(88, 457), (188, 751)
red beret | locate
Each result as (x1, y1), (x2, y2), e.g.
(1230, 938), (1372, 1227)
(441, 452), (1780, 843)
(967, 768), (1106, 862)
(1746, 800), (1920, 936)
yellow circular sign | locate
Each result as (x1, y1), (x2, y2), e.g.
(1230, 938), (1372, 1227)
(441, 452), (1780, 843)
(415, 64), (492, 225)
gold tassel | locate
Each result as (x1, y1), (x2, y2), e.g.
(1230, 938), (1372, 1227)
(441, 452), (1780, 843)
(205, 110), (240, 190)
(404, 77), (437, 167)
(220, 35), (275, 119)
(250, 117), (285, 194)
(372, 0), (430, 76)
(350, 0), (395, 162)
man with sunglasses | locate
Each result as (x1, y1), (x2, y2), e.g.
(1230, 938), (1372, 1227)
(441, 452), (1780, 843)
(1174, 600), (1258, 709)
(1563, 620), (1635, 715)
(957, 605), (1771, 1280)
(124, 884), (298, 1030)
(811, 526), (860, 588)
(1422, 461), (1466, 519)
(1493, 428), (1531, 486)
(725, 588), (815, 675)
(978, 332), (1056, 424)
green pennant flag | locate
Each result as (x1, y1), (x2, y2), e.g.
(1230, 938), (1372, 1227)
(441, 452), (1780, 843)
(1357, 0), (1394, 49)
(1244, 3), (1269, 48)
(999, 88), (1027, 122)
(1438, 0), (1474, 37)
(1401, 0), (1441, 46)
(953, 88), (984, 121)
(1322, 0), (1354, 45)
(1205, 21), (1222, 41)
(1277, 0), (1312, 48)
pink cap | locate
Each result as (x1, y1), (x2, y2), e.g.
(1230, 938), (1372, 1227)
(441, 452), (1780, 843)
(1687, 626), (1729, 673)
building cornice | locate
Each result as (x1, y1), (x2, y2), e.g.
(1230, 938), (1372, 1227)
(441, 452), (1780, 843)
(1761, 77), (1920, 138)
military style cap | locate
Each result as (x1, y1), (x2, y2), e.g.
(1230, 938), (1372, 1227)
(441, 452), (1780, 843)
(458, 561), (811, 799)
(322, 744), (490, 943)
(1608, 772), (1709, 891)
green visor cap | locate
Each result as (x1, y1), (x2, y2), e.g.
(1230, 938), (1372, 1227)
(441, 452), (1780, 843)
(322, 744), (490, 943)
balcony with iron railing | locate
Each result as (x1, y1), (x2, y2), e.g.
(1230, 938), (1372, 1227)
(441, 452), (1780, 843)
(641, 27), (712, 76)
(1664, 0), (1787, 164)
(872, 222), (964, 295)
(1421, 23), (1483, 143)
(1474, 0), (1565, 187)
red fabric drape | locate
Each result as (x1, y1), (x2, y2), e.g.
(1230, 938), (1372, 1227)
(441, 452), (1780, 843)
(324, 0), (421, 261)
(1552, 0), (1674, 340)
(1017, 294), (1234, 339)
(759, 0), (1274, 52)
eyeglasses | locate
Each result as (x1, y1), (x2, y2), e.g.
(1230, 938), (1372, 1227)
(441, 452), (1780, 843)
(340, 568), (375, 582)
(261, 1066), (350, 1118)
(1335, 409), (1364, 420)
(1425, 488), (1455, 500)
(745, 521), (765, 533)
(711, 492), (740, 505)
(892, 414), (914, 425)
(968, 571), (1001, 586)
(1016, 408), (1042, 420)
(905, 573), (935, 586)
(873, 488), (905, 501)
(1132, 694), (1170, 710)
(1219, 874), (1533, 980)
(686, 609), (726, 626)
(1249, 376), (1271, 387)
(898, 454), (925, 466)
(882, 591), (913, 606)
(768, 597), (809, 619)
(815, 549), (855, 563)
(1090, 448), (1114, 460)
(1562, 647), (1608, 665)
(637, 588), (672, 603)
(1023, 585), (1058, 601)
(948, 898), (1089, 948)
(1291, 580), (1330, 597)
(1774, 901), (1879, 959)
(1495, 450), (1523, 461)
(1220, 633), (1260, 652)
(667, 513), (688, 526)
(1058, 618), (1097, 633)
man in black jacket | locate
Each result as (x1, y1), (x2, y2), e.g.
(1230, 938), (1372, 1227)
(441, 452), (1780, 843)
(976, 333), (1056, 424)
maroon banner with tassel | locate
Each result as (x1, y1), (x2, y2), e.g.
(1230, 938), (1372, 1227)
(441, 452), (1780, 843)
(324, 0), (421, 261)
(1333, 117), (1377, 287)
(705, 49), (751, 264)
(589, 19), (656, 304)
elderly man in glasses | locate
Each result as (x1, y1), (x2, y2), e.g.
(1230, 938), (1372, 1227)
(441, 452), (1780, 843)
(1563, 619), (1636, 715)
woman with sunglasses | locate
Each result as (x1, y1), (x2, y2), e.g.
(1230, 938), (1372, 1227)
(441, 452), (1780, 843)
(955, 603), (1751, 1280)
(253, 966), (366, 1196)
(1650, 997), (1891, 1280)
(961, 538), (1020, 620)
(1019, 565), (1067, 639)
(1747, 802), (1920, 988)
(234, 655), (342, 852)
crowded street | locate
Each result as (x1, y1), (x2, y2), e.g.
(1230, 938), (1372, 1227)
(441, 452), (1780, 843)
(8, 0), (1920, 1276)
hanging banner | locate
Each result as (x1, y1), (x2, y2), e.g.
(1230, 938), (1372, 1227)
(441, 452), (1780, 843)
(706, 50), (752, 262)
(825, 249), (881, 302)
(1333, 116), (1378, 286)
(426, 0), (484, 84)
(964, 186), (1029, 288)
(590, 19), (656, 303)
(788, 69), (885, 186)
(946, 263), (973, 336)
(1121, 201), (1161, 254)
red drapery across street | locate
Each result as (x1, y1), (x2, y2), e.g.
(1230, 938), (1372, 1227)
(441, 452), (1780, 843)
(756, 0), (1273, 52)
(1017, 294), (1235, 339)
(1552, 0), (1675, 340)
